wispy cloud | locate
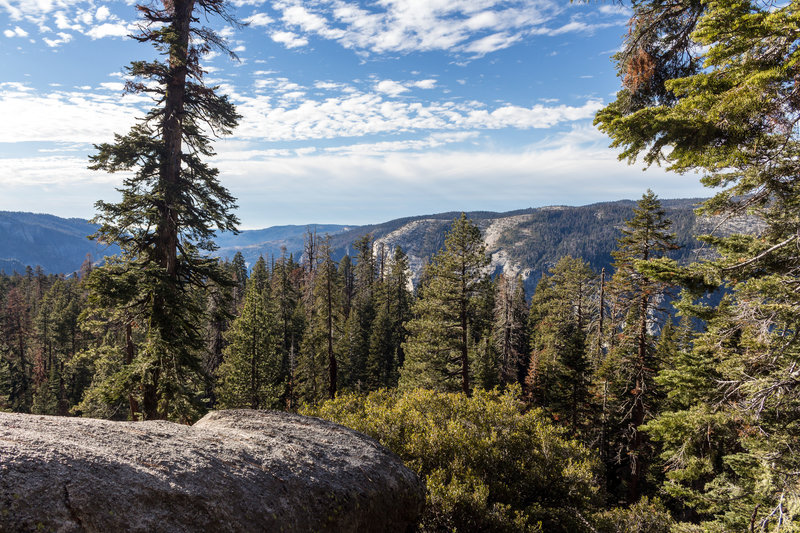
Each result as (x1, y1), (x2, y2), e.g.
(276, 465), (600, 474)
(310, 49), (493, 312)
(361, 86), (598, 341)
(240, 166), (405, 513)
(86, 22), (129, 39)
(208, 126), (704, 226)
(232, 87), (603, 141)
(43, 31), (72, 47)
(0, 82), (145, 143)
(251, 0), (627, 57)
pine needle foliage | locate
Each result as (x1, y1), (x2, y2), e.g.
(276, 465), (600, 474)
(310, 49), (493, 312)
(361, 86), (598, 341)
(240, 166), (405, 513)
(83, 0), (240, 420)
(400, 214), (491, 394)
(598, 1), (800, 528)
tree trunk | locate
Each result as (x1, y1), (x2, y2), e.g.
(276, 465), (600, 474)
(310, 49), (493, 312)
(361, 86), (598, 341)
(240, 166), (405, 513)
(327, 267), (337, 399)
(126, 322), (140, 421)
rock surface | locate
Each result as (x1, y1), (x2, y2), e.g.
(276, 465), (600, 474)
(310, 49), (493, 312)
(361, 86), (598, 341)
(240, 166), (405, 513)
(0, 410), (424, 532)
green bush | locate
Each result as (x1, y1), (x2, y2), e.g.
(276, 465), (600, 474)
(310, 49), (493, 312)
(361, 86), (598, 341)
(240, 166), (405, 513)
(304, 386), (601, 532)
(592, 497), (675, 533)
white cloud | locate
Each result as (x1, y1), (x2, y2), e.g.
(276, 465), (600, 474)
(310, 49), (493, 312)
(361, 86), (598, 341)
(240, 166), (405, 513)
(412, 79), (437, 89)
(324, 131), (479, 155)
(231, 80), (603, 142)
(86, 22), (129, 39)
(375, 79), (409, 97)
(462, 31), (520, 55)
(77, 9), (92, 25)
(0, 155), (101, 186)
(537, 20), (617, 37)
(244, 12), (273, 27)
(53, 11), (77, 30)
(43, 31), (72, 47)
(98, 82), (125, 92)
(253, 77), (303, 92)
(95, 5), (110, 21)
(0, 84), (144, 143)
(282, 5), (327, 33)
(4, 25), (28, 37)
(314, 81), (345, 90)
(270, 30), (307, 48)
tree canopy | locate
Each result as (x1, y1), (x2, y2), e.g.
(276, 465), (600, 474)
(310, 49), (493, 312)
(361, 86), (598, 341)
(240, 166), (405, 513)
(84, 0), (240, 420)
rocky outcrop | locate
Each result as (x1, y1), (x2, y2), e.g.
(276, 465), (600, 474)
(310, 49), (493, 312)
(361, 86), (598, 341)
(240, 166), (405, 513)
(0, 410), (424, 532)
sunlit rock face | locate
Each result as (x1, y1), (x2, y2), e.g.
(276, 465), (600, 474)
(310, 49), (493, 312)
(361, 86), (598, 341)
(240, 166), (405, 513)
(0, 410), (424, 533)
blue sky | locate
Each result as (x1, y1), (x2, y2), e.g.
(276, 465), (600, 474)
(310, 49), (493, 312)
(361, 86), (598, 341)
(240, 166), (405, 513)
(0, 0), (708, 228)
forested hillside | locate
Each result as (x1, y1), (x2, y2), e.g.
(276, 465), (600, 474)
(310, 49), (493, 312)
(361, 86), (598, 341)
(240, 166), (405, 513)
(0, 212), (118, 274)
(0, 194), (772, 530)
(1, 199), (727, 293)
(3, 0), (800, 530)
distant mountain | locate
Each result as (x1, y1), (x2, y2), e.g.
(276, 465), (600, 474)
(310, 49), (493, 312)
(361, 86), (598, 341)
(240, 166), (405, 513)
(0, 200), (758, 291)
(322, 199), (716, 293)
(214, 224), (355, 265)
(0, 212), (118, 275)
(0, 212), (350, 275)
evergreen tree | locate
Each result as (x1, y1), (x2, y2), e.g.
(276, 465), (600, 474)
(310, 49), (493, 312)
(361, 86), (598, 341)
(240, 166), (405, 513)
(216, 279), (281, 409)
(400, 214), (491, 394)
(202, 259), (236, 407)
(604, 190), (678, 503)
(83, 0), (240, 420)
(338, 254), (354, 320)
(297, 237), (343, 402)
(31, 278), (86, 415)
(493, 272), (528, 386)
(1, 286), (32, 411)
(270, 250), (304, 408)
(367, 245), (413, 389)
(598, 1), (800, 525)
(525, 256), (596, 435)
(340, 235), (375, 392)
(229, 251), (248, 309)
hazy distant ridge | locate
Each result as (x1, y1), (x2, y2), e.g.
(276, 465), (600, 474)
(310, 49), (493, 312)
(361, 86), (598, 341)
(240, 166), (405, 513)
(0, 199), (720, 285)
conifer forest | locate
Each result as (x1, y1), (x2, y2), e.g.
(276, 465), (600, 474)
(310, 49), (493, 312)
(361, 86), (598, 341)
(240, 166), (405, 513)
(3, 0), (800, 531)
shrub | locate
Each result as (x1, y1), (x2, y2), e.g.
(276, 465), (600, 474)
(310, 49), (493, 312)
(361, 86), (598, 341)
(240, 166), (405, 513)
(304, 386), (601, 532)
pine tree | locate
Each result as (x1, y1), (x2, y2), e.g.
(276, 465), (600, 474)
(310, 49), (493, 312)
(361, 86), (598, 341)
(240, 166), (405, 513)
(297, 237), (343, 402)
(32, 278), (86, 415)
(340, 235), (375, 392)
(270, 249), (304, 408)
(202, 259), (235, 407)
(216, 279), (281, 409)
(598, 2), (800, 520)
(229, 251), (249, 309)
(525, 256), (596, 435)
(1, 286), (32, 411)
(493, 272), (528, 386)
(400, 214), (491, 394)
(249, 256), (269, 294)
(605, 190), (678, 503)
(83, 0), (240, 420)
(366, 245), (413, 389)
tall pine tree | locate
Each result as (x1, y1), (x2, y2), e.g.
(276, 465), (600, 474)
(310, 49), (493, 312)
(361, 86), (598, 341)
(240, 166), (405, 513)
(400, 214), (491, 394)
(604, 190), (678, 503)
(84, 0), (240, 420)
(216, 279), (281, 409)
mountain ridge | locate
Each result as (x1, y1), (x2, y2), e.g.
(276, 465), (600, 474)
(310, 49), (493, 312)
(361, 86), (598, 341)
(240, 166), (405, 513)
(0, 199), (726, 293)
